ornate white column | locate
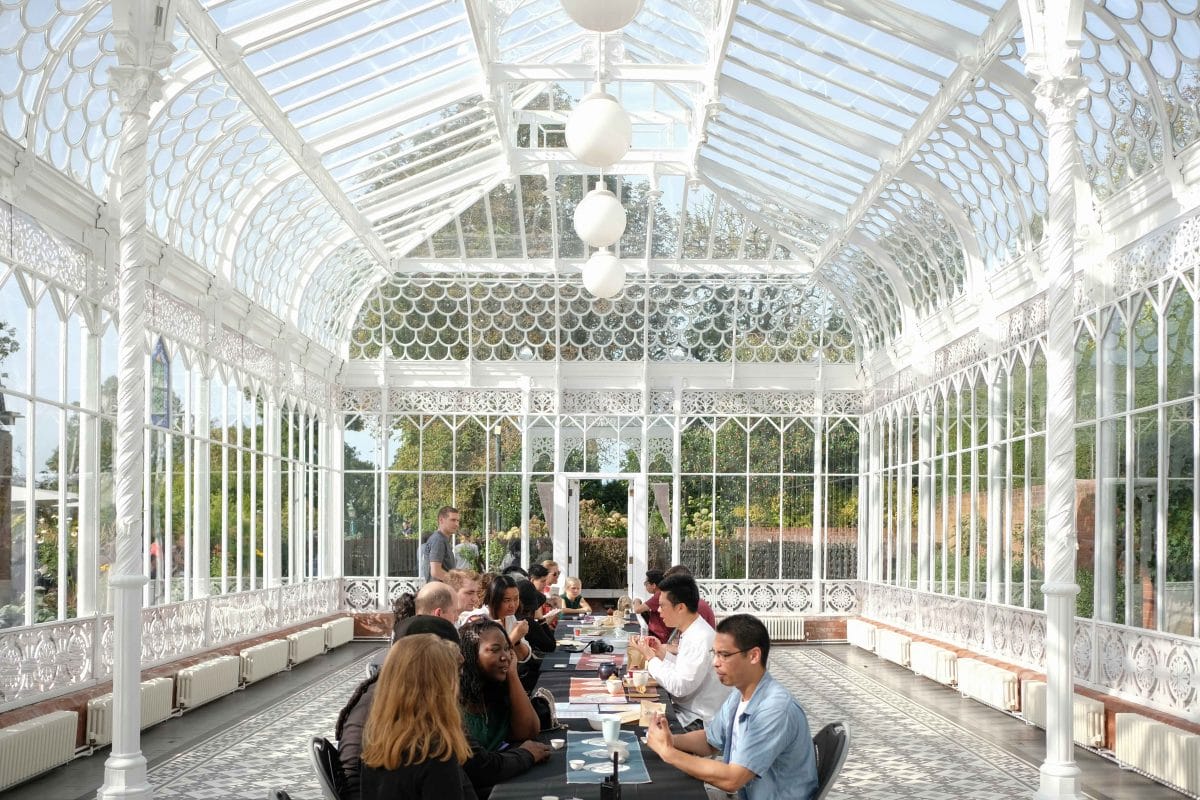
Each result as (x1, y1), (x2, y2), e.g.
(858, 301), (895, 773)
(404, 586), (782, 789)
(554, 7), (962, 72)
(100, 3), (174, 795)
(263, 392), (282, 587)
(1031, 60), (1089, 800)
(868, 416), (883, 583)
(323, 411), (344, 578)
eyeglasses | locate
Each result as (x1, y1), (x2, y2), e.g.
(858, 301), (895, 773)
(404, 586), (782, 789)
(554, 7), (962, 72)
(710, 648), (750, 662)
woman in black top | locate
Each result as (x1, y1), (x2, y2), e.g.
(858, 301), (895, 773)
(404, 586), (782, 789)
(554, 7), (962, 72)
(360, 633), (476, 800)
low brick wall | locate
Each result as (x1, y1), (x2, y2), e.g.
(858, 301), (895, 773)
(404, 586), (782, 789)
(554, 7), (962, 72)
(0, 613), (351, 748)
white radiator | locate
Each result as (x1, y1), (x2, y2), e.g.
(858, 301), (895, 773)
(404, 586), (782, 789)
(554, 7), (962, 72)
(0, 710), (78, 791)
(324, 617), (354, 649)
(1020, 681), (1105, 748)
(177, 655), (241, 709)
(86, 676), (175, 746)
(957, 658), (1018, 712)
(759, 616), (805, 642)
(910, 641), (957, 685)
(846, 618), (876, 651)
(241, 639), (290, 684)
(288, 627), (326, 665)
(1116, 712), (1200, 793)
(875, 629), (911, 667)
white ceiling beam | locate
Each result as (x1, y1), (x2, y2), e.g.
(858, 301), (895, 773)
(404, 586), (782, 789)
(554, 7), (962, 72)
(688, 0), (740, 177)
(383, 258), (819, 276)
(698, 156), (842, 228)
(719, 75), (893, 160)
(176, 0), (391, 270)
(512, 150), (692, 174)
(491, 63), (708, 84)
(360, 149), (503, 217)
(464, 0), (518, 182)
(814, 0), (1021, 267)
(799, 0), (980, 63)
(311, 78), (479, 153)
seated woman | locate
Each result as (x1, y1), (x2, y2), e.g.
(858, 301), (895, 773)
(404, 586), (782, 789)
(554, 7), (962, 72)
(458, 619), (550, 796)
(482, 574), (534, 663)
(528, 564), (561, 626)
(559, 576), (592, 615)
(359, 633), (476, 800)
(516, 579), (557, 655)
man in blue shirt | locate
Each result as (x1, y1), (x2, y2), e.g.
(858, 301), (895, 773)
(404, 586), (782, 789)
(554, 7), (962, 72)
(646, 613), (820, 800)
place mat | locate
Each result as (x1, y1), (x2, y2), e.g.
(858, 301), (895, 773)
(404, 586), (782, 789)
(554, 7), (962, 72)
(568, 677), (630, 704)
(575, 653), (626, 671)
(565, 730), (651, 785)
(625, 687), (660, 700)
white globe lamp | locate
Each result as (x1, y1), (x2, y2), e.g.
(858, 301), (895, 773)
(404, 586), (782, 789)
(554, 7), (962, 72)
(559, 0), (644, 31)
(573, 185), (626, 248)
(582, 248), (625, 299)
(566, 90), (632, 167)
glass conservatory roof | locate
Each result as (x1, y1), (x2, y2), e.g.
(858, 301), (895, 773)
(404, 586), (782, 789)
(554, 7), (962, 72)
(4, 1), (1197, 358)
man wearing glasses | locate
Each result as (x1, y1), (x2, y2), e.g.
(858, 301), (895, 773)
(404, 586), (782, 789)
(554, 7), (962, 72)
(628, 574), (731, 731)
(646, 614), (819, 800)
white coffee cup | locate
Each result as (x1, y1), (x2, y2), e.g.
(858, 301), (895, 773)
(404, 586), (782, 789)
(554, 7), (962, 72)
(633, 669), (649, 691)
(550, 738), (566, 750)
(568, 759), (585, 770)
(601, 714), (621, 743)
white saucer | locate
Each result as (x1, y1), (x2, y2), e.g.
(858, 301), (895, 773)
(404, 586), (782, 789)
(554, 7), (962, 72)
(586, 763), (630, 774)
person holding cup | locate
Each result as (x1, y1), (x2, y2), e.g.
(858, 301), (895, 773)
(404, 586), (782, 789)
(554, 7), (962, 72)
(627, 574), (730, 732)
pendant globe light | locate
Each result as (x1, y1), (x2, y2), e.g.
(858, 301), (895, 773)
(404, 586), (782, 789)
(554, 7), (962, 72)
(582, 248), (625, 299)
(573, 183), (626, 248)
(559, 0), (644, 32)
(566, 89), (632, 167)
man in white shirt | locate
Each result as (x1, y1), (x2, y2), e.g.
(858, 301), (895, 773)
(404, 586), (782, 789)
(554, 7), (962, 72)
(628, 573), (732, 730)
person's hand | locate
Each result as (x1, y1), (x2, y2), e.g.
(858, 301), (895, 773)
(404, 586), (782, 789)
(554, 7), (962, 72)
(519, 740), (552, 762)
(628, 637), (653, 660)
(646, 712), (673, 757)
(508, 619), (529, 645)
(643, 635), (661, 650)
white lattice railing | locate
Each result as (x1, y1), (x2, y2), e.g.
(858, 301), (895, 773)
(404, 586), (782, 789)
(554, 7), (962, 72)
(0, 578), (341, 713)
(863, 582), (1200, 724)
(342, 576), (862, 617)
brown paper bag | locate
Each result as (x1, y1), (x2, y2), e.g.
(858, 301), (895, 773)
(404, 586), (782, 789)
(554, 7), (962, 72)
(627, 645), (646, 670)
(639, 700), (666, 728)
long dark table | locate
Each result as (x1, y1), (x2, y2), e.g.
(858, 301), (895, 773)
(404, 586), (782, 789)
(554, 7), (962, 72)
(487, 619), (709, 799)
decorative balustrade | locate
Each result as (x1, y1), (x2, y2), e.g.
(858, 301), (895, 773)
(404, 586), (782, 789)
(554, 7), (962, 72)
(0, 578), (341, 712)
(862, 583), (1200, 723)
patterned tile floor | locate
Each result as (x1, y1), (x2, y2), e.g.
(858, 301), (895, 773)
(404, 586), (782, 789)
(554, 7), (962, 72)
(5, 642), (1182, 800)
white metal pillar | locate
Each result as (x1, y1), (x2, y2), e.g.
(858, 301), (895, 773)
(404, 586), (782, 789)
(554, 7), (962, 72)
(323, 412), (344, 579)
(99, 1), (175, 797)
(868, 416), (883, 584)
(987, 366), (1005, 605)
(917, 398), (933, 592)
(192, 371), (210, 597)
(812, 395), (825, 609)
(1023, 1), (1088, 795)
(77, 320), (100, 616)
(263, 392), (282, 587)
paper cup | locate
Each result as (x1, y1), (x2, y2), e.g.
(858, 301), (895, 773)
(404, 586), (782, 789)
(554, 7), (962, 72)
(601, 715), (621, 742)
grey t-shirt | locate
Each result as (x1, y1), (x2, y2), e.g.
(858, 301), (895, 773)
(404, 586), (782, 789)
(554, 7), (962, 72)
(419, 530), (456, 582)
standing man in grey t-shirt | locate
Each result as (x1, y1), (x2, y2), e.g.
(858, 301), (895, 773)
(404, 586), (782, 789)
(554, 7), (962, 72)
(419, 506), (460, 582)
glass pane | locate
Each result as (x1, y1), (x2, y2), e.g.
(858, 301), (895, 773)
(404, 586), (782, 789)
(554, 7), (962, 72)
(680, 475), (713, 578)
(747, 475), (779, 579)
(1165, 288), (1194, 403)
(1165, 402), (1193, 635)
(714, 475), (746, 579)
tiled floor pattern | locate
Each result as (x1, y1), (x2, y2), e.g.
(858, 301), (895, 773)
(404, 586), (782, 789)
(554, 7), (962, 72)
(135, 643), (1180, 800)
(771, 647), (1040, 799)
(147, 650), (377, 800)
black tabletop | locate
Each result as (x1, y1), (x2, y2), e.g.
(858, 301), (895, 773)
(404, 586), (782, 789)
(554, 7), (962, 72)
(487, 620), (709, 800)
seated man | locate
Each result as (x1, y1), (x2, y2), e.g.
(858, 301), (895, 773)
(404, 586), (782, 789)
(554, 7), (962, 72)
(645, 614), (819, 800)
(371, 581), (459, 675)
(627, 574), (730, 730)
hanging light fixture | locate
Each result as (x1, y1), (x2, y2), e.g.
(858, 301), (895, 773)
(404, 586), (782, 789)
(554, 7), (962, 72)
(559, 0), (644, 32)
(565, 89), (632, 167)
(582, 248), (625, 299)
(573, 183), (626, 247)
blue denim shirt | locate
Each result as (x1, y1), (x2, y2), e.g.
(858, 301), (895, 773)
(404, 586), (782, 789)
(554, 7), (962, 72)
(705, 671), (819, 800)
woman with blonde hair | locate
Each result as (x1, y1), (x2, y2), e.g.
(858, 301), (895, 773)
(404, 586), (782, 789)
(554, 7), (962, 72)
(360, 634), (477, 799)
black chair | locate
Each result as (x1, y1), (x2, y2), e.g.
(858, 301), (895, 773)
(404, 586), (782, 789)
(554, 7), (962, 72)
(811, 721), (849, 800)
(309, 736), (347, 800)
(266, 789), (292, 800)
